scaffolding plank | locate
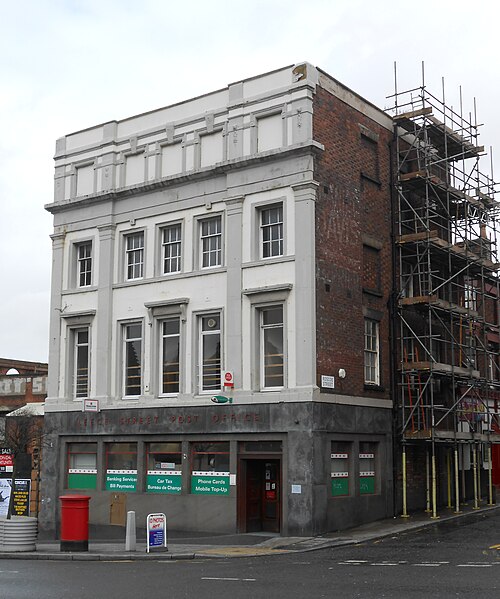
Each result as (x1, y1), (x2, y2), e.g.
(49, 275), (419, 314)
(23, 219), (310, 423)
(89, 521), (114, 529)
(397, 230), (439, 244)
(402, 361), (480, 378)
(393, 107), (433, 132)
(399, 296), (479, 318)
(426, 115), (484, 161)
(400, 171), (482, 210)
(394, 106), (433, 121)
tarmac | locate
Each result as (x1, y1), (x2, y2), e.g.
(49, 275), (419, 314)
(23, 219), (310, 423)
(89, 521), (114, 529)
(0, 503), (498, 561)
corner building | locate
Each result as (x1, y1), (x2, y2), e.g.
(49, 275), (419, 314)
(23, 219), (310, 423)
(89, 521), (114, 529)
(41, 63), (394, 536)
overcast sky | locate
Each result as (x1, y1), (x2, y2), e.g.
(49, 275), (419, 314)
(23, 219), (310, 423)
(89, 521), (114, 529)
(1, 0), (498, 363)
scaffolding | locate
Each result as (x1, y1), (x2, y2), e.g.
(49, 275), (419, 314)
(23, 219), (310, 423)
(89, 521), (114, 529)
(389, 65), (500, 517)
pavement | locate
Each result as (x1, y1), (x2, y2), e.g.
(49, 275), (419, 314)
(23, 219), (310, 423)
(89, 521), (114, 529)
(0, 503), (498, 561)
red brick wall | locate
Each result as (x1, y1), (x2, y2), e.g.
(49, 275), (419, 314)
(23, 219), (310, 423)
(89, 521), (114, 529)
(313, 85), (393, 399)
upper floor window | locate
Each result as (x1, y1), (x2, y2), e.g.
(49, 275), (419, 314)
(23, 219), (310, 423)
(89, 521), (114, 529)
(162, 224), (182, 275)
(123, 322), (142, 397)
(73, 328), (90, 399)
(77, 242), (92, 287)
(125, 232), (144, 281)
(160, 318), (180, 395)
(364, 319), (380, 385)
(199, 314), (221, 392)
(260, 205), (283, 259)
(200, 216), (222, 268)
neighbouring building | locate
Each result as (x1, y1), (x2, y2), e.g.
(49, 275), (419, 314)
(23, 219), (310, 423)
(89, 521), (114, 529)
(0, 358), (47, 441)
(0, 358), (47, 516)
(40, 62), (499, 537)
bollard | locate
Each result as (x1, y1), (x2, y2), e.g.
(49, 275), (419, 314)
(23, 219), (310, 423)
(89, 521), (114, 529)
(125, 510), (136, 551)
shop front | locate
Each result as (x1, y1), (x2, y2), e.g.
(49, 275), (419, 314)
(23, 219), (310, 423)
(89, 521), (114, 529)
(39, 401), (393, 537)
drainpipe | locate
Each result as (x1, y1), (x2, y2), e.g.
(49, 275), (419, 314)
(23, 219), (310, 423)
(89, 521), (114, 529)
(388, 134), (400, 519)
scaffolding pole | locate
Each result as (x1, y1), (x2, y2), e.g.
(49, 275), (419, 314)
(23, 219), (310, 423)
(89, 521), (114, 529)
(390, 64), (500, 518)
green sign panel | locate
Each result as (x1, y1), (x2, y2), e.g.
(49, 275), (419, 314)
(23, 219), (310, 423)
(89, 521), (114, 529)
(68, 472), (97, 490)
(191, 474), (230, 495)
(359, 476), (375, 495)
(147, 472), (182, 494)
(106, 471), (137, 492)
(331, 477), (349, 497)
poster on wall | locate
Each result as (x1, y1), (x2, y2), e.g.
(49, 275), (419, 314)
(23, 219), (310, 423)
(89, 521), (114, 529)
(12, 479), (31, 516)
(146, 471), (182, 494)
(0, 448), (14, 473)
(0, 479), (31, 517)
(190, 472), (230, 495)
(105, 470), (137, 492)
(0, 478), (12, 516)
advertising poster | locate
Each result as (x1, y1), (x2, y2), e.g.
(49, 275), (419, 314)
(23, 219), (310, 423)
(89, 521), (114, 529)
(12, 479), (31, 516)
(0, 479), (31, 517)
(147, 513), (167, 552)
(0, 448), (14, 473)
(0, 479), (12, 516)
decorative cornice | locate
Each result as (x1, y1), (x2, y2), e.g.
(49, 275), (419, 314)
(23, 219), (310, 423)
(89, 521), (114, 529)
(242, 283), (293, 296)
(45, 142), (323, 214)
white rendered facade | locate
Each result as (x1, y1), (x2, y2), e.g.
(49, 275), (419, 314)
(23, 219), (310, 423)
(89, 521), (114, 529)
(46, 63), (319, 411)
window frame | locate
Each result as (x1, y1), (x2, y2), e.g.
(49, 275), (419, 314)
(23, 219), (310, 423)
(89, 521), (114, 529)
(364, 318), (380, 386)
(251, 198), (287, 263)
(259, 305), (285, 390)
(359, 441), (378, 495)
(105, 442), (138, 492)
(121, 320), (143, 399)
(198, 214), (223, 270)
(76, 241), (92, 288)
(160, 222), (182, 275)
(145, 299), (188, 397)
(159, 317), (181, 396)
(243, 285), (291, 392)
(61, 311), (95, 401)
(197, 312), (222, 394)
(331, 441), (352, 498)
(124, 230), (145, 281)
(73, 327), (90, 400)
(260, 203), (284, 260)
(191, 441), (230, 474)
(67, 442), (98, 490)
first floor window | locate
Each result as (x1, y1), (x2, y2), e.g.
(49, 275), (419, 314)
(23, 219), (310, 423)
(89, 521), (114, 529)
(261, 204), (283, 258)
(162, 223), (182, 274)
(199, 314), (221, 392)
(364, 319), (380, 385)
(200, 216), (222, 268)
(123, 323), (142, 397)
(160, 318), (180, 394)
(260, 306), (284, 389)
(77, 241), (92, 287)
(73, 328), (90, 399)
(125, 231), (144, 280)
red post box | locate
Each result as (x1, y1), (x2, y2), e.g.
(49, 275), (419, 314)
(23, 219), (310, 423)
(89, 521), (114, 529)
(59, 495), (91, 552)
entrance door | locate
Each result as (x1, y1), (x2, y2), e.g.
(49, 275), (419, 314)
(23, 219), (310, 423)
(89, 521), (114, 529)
(244, 459), (280, 533)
